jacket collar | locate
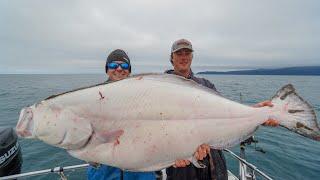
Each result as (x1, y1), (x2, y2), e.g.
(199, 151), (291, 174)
(165, 69), (194, 79)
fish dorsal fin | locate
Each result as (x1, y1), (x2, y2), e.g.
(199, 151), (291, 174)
(44, 73), (221, 101)
(45, 81), (109, 100)
(44, 74), (159, 100)
(125, 73), (221, 97)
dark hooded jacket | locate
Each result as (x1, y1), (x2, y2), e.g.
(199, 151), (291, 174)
(164, 70), (228, 180)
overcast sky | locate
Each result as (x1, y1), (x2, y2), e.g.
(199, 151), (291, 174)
(1, 0), (319, 74)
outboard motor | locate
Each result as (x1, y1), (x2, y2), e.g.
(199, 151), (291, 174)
(0, 127), (22, 177)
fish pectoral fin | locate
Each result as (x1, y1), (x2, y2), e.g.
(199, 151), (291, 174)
(54, 113), (93, 150)
(94, 129), (124, 144)
(189, 156), (206, 169)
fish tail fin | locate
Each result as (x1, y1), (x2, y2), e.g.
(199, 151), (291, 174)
(271, 84), (320, 141)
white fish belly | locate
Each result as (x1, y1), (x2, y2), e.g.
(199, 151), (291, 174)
(70, 114), (264, 171)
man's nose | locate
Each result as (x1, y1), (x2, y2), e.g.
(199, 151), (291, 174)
(181, 53), (189, 58)
(116, 66), (123, 71)
(181, 55), (188, 60)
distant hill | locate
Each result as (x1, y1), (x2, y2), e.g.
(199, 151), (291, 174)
(198, 66), (320, 76)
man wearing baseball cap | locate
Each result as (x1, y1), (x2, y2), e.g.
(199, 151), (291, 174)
(87, 49), (156, 180)
(164, 39), (278, 180)
(164, 39), (228, 180)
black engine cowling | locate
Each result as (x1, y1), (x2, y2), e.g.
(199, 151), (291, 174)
(0, 127), (22, 177)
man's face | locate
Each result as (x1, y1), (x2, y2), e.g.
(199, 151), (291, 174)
(172, 49), (193, 72)
(107, 61), (130, 81)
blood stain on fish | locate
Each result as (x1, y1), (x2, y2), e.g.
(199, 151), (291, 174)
(99, 91), (105, 100)
(114, 139), (120, 146)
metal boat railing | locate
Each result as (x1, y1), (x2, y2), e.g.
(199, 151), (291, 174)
(224, 149), (273, 180)
(0, 149), (273, 180)
(0, 163), (89, 180)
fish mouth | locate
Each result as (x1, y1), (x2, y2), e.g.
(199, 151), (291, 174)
(16, 107), (34, 138)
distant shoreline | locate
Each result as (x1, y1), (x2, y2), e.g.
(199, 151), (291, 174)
(197, 66), (320, 76)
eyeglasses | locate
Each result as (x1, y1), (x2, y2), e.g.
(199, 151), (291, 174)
(107, 62), (130, 70)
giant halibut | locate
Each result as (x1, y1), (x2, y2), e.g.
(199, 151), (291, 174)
(16, 73), (320, 171)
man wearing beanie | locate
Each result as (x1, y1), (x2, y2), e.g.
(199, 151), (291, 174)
(87, 49), (156, 180)
(105, 49), (132, 82)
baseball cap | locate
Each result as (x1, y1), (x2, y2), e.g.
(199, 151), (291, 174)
(171, 39), (193, 53)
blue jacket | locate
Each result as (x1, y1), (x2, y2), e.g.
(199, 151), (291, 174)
(87, 164), (156, 180)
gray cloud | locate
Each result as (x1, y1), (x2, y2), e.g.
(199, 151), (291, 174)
(1, 0), (319, 74)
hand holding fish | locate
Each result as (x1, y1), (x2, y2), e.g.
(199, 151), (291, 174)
(253, 100), (274, 108)
(253, 100), (279, 127)
(194, 144), (210, 160)
(174, 144), (210, 168)
(173, 159), (190, 168)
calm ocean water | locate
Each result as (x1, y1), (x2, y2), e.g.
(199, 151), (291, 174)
(0, 74), (319, 180)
